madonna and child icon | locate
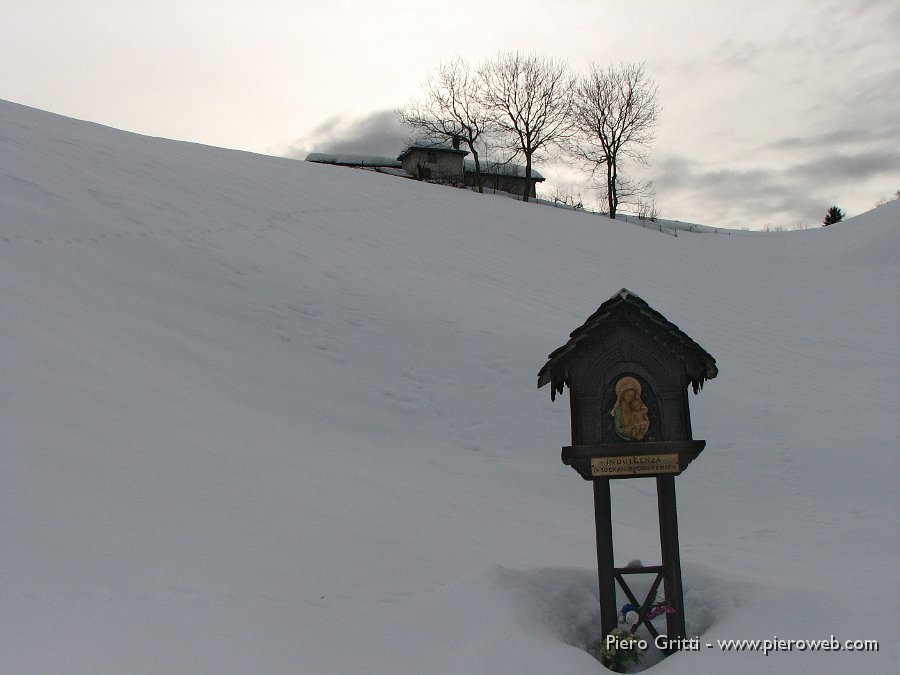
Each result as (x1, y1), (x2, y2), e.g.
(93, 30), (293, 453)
(610, 376), (650, 441)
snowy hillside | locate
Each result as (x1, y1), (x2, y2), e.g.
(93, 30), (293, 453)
(1, 99), (898, 674)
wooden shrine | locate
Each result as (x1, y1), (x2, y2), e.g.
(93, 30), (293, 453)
(538, 289), (718, 655)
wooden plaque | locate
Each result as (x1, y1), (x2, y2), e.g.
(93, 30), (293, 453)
(591, 453), (680, 477)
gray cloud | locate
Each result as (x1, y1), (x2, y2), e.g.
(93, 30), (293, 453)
(841, 69), (900, 135)
(656, 26), (900, 228)
(651, 153), (862, 228)
(768, 129), (880, 151)
(790, 148), (900, 182)
(283, 109), (412, 160)
(712, 39), (765, 71)
(857, 0), (900, 26)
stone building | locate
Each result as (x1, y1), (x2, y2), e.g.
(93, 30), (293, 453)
(396, 145), (468, 183)
(307, 143), (545, 199)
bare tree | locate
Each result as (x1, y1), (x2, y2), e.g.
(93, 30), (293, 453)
(479, 52), (575, 202)
(398, 58), (491, 192)
(613, 175), (657, 218)
(571, 62), (660, 219)
(549, 185), (585, 210)
(636, 196), (660, 222)
(876, 190), (900, 207)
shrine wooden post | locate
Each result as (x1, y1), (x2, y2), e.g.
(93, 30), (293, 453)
(538, 289), (717, 655)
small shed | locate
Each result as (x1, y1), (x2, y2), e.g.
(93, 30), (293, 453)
(397, 145), (468, 183)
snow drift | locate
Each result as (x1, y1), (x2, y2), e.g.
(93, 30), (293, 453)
(1, 99), (898, 673)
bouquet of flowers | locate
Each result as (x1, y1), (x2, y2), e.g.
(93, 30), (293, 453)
(597, 627), (644, 672)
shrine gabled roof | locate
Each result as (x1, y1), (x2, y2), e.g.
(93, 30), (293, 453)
(537, 289), (718, 400)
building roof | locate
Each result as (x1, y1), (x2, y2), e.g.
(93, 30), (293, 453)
(464, 159), (544, 181)
(307, 147), (545, 188)
(396, 144), (469, 162)
(537, 289), (718, 400)
(306, 153), (401, 168)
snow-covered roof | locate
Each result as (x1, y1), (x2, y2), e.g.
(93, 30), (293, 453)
(397, 144), (468, 161)
(464, 159), (544, 181)
(306, 150), (543, 181)
(306, 153), (401, 168)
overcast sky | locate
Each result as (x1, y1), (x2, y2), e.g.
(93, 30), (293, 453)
(3, 0), (898, 228)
